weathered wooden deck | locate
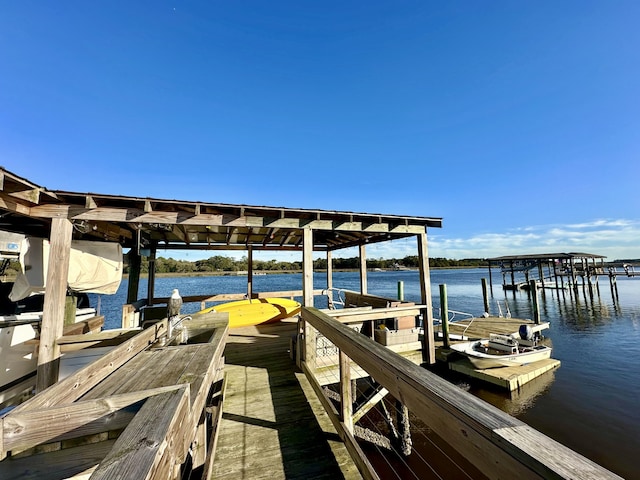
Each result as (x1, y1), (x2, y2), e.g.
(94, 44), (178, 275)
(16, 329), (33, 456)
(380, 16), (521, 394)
(211, 319), (363, 480)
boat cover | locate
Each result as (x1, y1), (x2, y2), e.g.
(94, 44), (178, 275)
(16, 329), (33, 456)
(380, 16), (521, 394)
(9, 237), (123, 301)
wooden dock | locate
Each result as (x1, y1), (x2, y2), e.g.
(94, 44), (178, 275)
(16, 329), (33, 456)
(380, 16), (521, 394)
(211, 319), (363, 480)
(436, 316), (561, 391)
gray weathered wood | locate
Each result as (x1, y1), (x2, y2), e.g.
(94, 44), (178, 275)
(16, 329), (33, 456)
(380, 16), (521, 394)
(302, 307), (622, 480)
(37, 218), (73, 392)
(13, 320), (167, 413)
(90, 386), (190, 480)
(2, 385), (185, 455)
(339, 351), (353, 434)
(416, 232), (435, 364)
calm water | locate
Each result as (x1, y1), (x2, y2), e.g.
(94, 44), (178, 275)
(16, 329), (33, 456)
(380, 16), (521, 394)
(90, 269), (639, 478)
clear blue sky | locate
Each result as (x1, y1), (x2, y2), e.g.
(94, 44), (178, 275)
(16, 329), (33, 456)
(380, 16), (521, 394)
(1, 2), (639, 261)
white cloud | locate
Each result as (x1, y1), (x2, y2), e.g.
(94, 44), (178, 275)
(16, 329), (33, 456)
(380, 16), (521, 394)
(157, 218), (640, 262)
(429, 218), (640, 260)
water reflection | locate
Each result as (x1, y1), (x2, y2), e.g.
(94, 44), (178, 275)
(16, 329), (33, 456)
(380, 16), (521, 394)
(468, 370), (556, 416)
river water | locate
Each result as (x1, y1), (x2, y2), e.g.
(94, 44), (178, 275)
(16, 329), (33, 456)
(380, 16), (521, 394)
(90, 269), (639, 478)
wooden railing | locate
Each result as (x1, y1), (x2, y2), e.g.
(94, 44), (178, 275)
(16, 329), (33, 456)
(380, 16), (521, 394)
(300, 306), (622, 480)
(1, 313), (229, 479)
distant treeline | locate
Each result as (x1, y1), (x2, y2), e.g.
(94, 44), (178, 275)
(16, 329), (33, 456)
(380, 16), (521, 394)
(125, 255), (488, 274)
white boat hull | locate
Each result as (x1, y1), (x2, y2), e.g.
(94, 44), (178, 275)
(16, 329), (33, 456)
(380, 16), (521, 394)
(0, 308), (97, 406)
(450, 339), (552, 369)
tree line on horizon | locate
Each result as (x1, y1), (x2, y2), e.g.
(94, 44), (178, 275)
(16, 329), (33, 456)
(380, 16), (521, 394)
(124, 255), (488, 274)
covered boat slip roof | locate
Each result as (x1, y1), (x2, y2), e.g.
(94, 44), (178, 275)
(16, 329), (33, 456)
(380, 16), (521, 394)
(0, 167), (442, 252)
(487, 252), (606, 263)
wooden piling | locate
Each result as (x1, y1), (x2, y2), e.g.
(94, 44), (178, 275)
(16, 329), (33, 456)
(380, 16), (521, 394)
(529, 279), (540, 324)
(481, 278), (490, 315)
(440, 284), (450, 348)
(397, 281), (404, 301)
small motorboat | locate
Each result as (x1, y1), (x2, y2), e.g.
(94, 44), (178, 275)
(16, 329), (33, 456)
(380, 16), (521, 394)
(450, 333), (552, 369)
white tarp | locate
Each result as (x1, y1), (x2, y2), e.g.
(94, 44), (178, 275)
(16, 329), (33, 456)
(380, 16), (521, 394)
(9, 237), (123, 302)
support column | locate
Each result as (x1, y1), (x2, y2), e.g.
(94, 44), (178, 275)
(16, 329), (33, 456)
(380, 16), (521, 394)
(126, 249), (141, 304)
(301, 228), (314, 368)
(487, 261), (494, 295)
(147, 243), (157, 305)
(247, 245), (253, 299)
(359, 244), (367, 294)
(326, 250), (333, 291)
(481, 278), (490, 315)
(339, 351), (353, 433)
(417, 232), (435, 364)
(303, 228), (314, 307)
(37, 218), (73, 392)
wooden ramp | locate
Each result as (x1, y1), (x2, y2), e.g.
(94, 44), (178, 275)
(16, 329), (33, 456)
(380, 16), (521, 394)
(211, 319), (363, 480)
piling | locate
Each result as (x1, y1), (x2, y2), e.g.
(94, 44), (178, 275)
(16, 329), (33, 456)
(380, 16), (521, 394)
(397, 281), (404, 301)
(440, 284), (450, 348)
(529, 279), (540, 324)
(481, 278), (490, 315)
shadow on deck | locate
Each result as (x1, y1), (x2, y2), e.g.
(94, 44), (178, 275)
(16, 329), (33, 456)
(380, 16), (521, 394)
(212, 319), (362, 480)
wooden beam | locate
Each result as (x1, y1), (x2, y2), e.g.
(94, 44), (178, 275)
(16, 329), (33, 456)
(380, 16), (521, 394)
(29, 204), (428, 234)
(417, 232), (435, 365)
(85, 195), (97, 209)
(126, 248), (142, 305)
(247, 245), (253, 299)
(339, 351), (353, 433)
(1, 385), (186, 455)
(36, 218), (73, 393)
(303, 228), (314, 307)
(353, 387), (389, 423)
(359, 244), (367, 295)
(327, 250), (333, 291)
(0, 192), (33, 216)
(9, 188), (41, 204)
(90, 386), (190, 480)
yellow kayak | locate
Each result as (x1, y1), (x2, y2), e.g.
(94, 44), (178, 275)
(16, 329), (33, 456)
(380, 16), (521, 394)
(198, 297), (301, 328)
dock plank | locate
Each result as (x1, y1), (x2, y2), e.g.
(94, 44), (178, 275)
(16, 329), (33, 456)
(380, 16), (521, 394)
(211, 320), (363, 480)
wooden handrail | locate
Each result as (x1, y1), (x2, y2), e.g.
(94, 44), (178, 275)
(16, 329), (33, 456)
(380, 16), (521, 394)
(301, 307), (621, 480)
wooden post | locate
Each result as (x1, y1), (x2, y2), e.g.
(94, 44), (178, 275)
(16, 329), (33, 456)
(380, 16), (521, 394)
(64, 294), (77, 326)
(510, 260), (515, 288)
(339, 350), (353, 434)
(127, 249), (141, 304)
(247, 245), (253, 299)
(417, 232), (435, 364)
(538, 261), (544, 285)
(529, 279), (541, 324)
(570, 258), (577, 290)
(440, 284), (450, 348)
(147, 243), (156, 305)
(481, 278), (490, 315)
(37, 218), (73, 393)
(487, 261), (494, 295)
(326, 250), (333, 291)
(359, 244), (367, 295)
(303, 229), (314, 307)
(301, 228), (314, 366)
(397, 281), (404, 301)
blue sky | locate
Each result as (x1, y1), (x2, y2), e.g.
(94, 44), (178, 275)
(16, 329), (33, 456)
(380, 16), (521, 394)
(1, 2), (639, 262)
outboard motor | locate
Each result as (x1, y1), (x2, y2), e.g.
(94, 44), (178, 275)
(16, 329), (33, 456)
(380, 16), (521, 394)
(519, 324), (534, 341)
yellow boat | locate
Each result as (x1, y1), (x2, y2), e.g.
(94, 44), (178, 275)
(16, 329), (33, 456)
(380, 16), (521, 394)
(198, 297), (301, 328)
